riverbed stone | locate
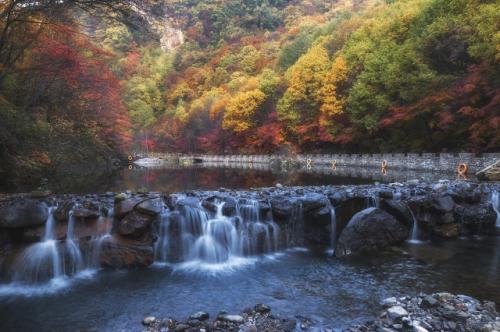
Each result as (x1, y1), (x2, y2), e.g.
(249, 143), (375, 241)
(335, 208), (409, 257)
(387, 306), (408, 321)
(189, 311), (209, 321)
(255, 303), (271, 313)
(0, 198), (48, 228)
(143, 316), (157, 326)
(219, 314), (245, 324)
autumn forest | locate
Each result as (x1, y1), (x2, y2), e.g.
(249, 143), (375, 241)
(0, 0), (498, 183)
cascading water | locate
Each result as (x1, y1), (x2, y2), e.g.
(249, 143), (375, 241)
(155, 207), (171, 262)
(8, 205), (112, 286)
(492, 191), (500, 228)
(89, 208), (113, 266)
(407, 205), (423, 244)
(327, 204), (337, 255)
(63, 211), (84, 275)
(154, 197), (281, 268)
(11, 207), (63, 283)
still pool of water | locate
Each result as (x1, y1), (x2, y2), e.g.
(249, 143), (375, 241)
(0, 237), (499, 332)
(9, 163), (462, 195)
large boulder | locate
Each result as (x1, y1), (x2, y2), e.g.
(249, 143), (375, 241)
(0, 199), (49, 228)
(335, 208), (409, 257)
(116, 211), (155, 238)
(99, 236), (154, 269)
(114, 197), (147, 219)
(379, 199), (413, 229)
(136, 198), (163, 216)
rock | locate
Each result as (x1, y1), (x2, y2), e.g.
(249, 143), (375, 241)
(72, 206), (100, 220)
(176, 197), (201, 209)
(114, 197), (145, 219)
(136, 198), (163, 216)
(116, 211), (155, 238)
(219, 314), (244, 324)
(387, 306), (408, 321)
(421, 295), (438, 308)
(114, 193), (128, 202)
(413, 325), (429, 332)
(276, 183), (283, 188)
(255, 303), (271, 313)
(335, 208), (409, 257)
(379, 190), (394, 199)
(99, 236), (154, 269)
(143, 316), (156, 326)
(301, 193), (329, 213)
(433, 223), (459, 238)
(54, 200), (75, 221)
(174, 323), (190, 331)
(189, 311), (209, 321)
(431, 195), (455, 213)
(382, 297), (398, 308)
(0, 198), (48, 228)
(270, 197), (295, 219)
(380, 199), (413, 228)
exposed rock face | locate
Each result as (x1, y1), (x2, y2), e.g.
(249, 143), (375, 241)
(345, 292), (500, 332)
(0, 198), (48, 228)
(99, 236), (154, 269)
(116, 210), (155, 238)
(103, 196), (161, 268)
(335, 208), (409, 257)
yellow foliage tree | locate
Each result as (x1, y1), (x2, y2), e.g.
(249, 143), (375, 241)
(223, 89), (266, 132)
(320, 55), (348, 117)
(278, 44), (330, 124)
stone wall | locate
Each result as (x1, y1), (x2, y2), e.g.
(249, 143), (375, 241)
(201, 153), (499, 173)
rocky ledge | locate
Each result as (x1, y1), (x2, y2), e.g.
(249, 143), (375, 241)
(141, 293), (499, 332)
(0, 180), (499, 272)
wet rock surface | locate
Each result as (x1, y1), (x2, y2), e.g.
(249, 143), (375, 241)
(0, 180), (499, 272)
(0, 198), (48, 228)
(345, 292), (500, 332)
(335, 207), (409, 257)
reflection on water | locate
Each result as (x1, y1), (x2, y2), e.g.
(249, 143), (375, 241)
(0, 237), (498, 332)
(28, 162), (465, 194)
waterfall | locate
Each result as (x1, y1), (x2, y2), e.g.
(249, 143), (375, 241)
(11, 207), (63, 283)
(492, 191), (500, 228)
(329, 205), (337, 255)
(366, 195), (379, 208)
(63, 211), (83, 275)
(407, 205), (423, 244)
(155, 197), (281, 266)
(89, 208), (113, 267)
(154, 207), (171, 262)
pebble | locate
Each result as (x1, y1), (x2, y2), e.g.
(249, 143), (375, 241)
(142, 316), (156, 326)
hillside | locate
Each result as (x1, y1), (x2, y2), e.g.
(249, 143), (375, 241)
(0, 0), (498, 185)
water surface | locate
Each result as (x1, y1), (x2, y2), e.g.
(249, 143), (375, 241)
(0, 237), (499, 332)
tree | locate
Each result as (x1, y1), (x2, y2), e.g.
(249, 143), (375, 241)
(223, 89), (266, 132)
